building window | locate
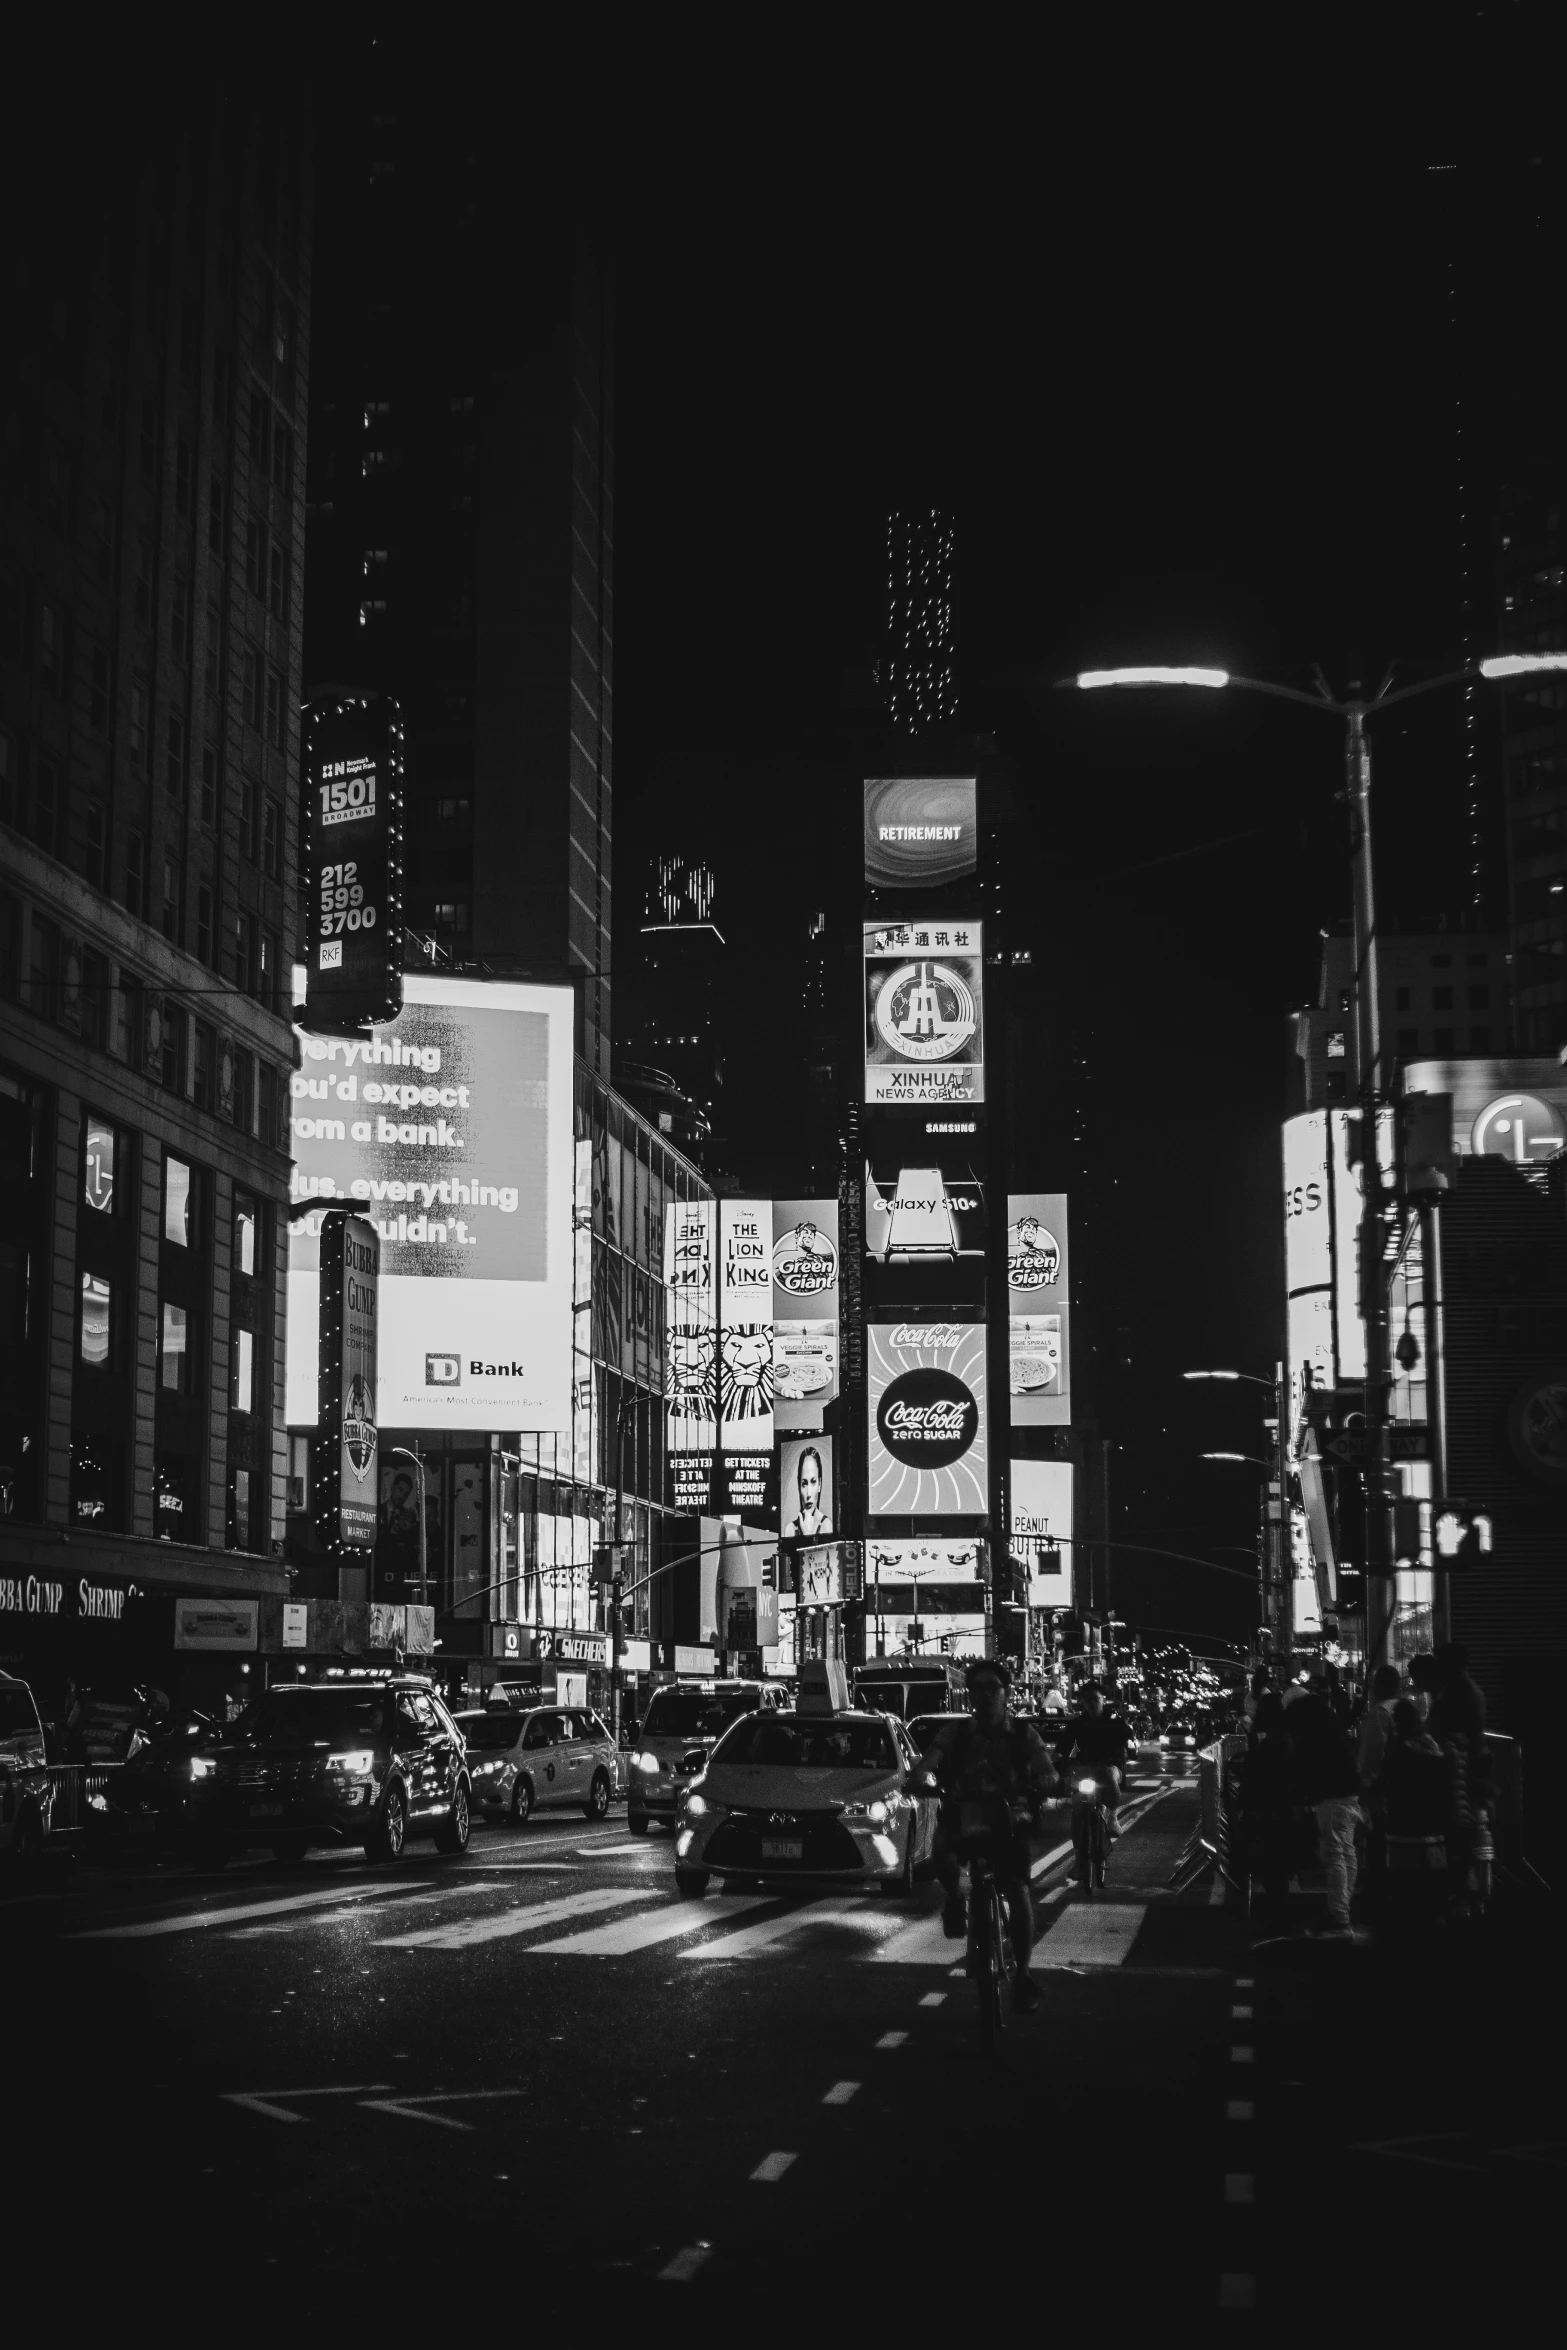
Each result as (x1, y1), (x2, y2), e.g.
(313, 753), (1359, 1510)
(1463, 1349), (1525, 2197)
(134, 537), (152, 625)
(208, 473), (226, 556)
(1472, 1026), (1491, 1052)
(260, 929), (280, 1011)
(32, 756), (60, 855)
(129, 680), (148, 768)
(161, 857), (180, 944)
(262, 795), (281, 879)
(249, 388), (271, 472)
(1432, 1026), (1455, 1054)
(235, 1194), (257, 1277)
(125, 830), (147, 919)
(153, 1455), (191, 1541)
(1396, 1027), (1418, 1055)
(242, 646), (261, 731)
(227, 1464), (253, 1550)
(79, 950), (109, 1049)
(233, 909), (258, 994)
(239, 775), (257, 858)
(245, 516), (263, 597)
(201, 743), (218, 826)
(160, 1301), (189, 1393)
(196, 883), (214, 967)
(39, 600), (62, 693)
(164, 1154), (194, 1247)
(192, 1020), (214, 1111)
(175, 435), (191, 516)
(80, 1272), (113, 1368)
(84, 799), (106, 887)
(212, 347), (228, 425)
(264, 666), (283, 747)
(231, 1325), (254, 1413)
(1432, 985), (1453, 1010)
(1394, 985), (1410, 1011)
(204, 602), (220, 696)
(433, 901), (470, 934)
(28, 915), (59, 1019)
(1468, 984), (1490, 1009)
(268, 537), (289, 621)
(232, 1046), (253, 1133)
(257, 1061), (278, 1148)
(69, 1438), (116, 1527)
(273, 419), (293, 496)
(166, 710), (186, 800)
(171, 576), (191, 664)
(140, 394), (157, 478)
(91, 643), (110, 732)
(84, 1117), (117, 1214)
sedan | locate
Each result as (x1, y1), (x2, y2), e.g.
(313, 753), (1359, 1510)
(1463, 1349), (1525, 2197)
(673, 1709), (938, 1897)
(454, 1705), (620, 1824)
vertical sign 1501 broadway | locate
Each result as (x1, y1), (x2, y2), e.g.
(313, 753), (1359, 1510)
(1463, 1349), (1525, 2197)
(867, 1320), (988, 1520)
(305, 699), (405, 1033)
(317, 1210), (379, 1549)
(1007, 1193), (1070, 1425)
(863, 919), (984, 1107)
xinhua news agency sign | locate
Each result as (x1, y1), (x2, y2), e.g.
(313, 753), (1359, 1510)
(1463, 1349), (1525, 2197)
(317, 1210), (379, 1550)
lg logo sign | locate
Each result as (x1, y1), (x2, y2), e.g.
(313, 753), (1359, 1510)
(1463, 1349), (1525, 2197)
(425, 1352), (461, 1386)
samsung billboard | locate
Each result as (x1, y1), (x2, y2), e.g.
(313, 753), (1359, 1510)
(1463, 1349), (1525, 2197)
(286, 976), (574, 1434)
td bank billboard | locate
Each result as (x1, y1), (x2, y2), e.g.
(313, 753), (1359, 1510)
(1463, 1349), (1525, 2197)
(286, 975), (574, 1434)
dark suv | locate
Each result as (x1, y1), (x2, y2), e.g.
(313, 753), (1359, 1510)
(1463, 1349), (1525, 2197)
(207, 1678), (471, 1866)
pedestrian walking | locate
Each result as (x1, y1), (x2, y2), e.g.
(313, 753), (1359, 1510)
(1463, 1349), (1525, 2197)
(1286, 1670), (1362, 1938)
(1375, 1699), (1449, 1934)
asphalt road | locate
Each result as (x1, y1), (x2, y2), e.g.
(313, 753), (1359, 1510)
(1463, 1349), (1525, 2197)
(9, 1758), (1252, 2326)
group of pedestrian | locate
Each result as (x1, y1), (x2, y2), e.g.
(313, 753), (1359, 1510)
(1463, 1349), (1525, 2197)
(1236, 1646), (1490, 1938)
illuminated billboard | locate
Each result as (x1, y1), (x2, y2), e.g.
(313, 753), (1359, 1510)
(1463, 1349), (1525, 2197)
(1404, 1057), (1567, 1164)
(304, 699), (405, 1033)
(719, 1200), (774, 1454)
(285, 975), (573, 1434)
(1008, 1194), (1070, 1425)
(866, 1137), (986, 1260)
(780, 1434), (834, 1538)
(864, 919), (984, 1108)
(1282, 1109), (1366, 1423)
(867, 1319), (988, 1520)
(663, 1199), (775, 1518)
(864, 776), (978, 891)
(1009, 1459), (1073, 1606)
(772, 1199), (838, 1432)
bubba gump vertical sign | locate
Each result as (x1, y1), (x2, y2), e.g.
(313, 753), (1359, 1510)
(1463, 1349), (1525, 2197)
(318, 1209), (380, 1550)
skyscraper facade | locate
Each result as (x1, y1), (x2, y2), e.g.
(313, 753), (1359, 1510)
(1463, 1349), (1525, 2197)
(303, 46), (614, 1077)
(884, 509), (958, 735)
(1, 71), (307, 1692)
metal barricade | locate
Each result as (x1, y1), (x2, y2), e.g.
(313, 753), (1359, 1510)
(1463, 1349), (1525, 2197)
(1170, 1733), (1249, 1896)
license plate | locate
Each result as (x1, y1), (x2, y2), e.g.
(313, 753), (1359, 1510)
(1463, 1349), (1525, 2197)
(761, 1838), (803, 1861)
(249, 1801), (284, 1819)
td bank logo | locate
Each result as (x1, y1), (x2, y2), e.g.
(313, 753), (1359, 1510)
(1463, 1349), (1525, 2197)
(425, 1352), (462, 1387)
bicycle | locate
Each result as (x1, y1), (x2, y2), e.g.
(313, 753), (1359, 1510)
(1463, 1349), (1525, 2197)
(956, 1798), (1020, 2059)
(1072, 1774), (1112, 1894)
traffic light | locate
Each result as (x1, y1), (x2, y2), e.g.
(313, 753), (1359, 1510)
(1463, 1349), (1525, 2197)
(1434, 1505), (1493, 1567)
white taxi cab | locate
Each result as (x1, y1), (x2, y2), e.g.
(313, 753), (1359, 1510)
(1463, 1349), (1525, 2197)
(672, 1707), (937, 1897)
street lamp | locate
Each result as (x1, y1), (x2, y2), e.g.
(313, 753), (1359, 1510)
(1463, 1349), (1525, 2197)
(1201, 1451), (1273, 1469)
(1072, 650), (1567, 1655)
(1184, 1368), (1273, 1390)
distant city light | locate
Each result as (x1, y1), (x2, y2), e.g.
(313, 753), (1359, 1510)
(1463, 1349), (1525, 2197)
(1478, 653), (1567, 680)
(1076, 666), (1229, 691)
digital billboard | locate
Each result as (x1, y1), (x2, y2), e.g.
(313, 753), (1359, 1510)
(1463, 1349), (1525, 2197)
(780, 1434), (834, 1538)
(866, 1139), (986, 1261)
(285, 975), (573, 1434)
(664, 1199), (717, 1453)
(1008, 1194), (1070, 1425)
(719, 1200), (774, 1454)
(865, 1536), (984, 1585)
(1009, 1459), (1073, 1606)
(317, 1210), (379, 1550)
(864, 777), (978, 891)
(864, 919), (984, 1108)
(867, 1319), (988, 1520)
(304, 698), (405, 1033)
(772, 1199), (838, 1431)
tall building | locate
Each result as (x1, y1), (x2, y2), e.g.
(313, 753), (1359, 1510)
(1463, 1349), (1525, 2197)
(884, 509), (958, 735)
(1292, 926), (1511, 1111)
(1496, 484), (1567, 1051)
(625, 853), (724, 1164)
(1, 71), (307, 1702)
(303, 47), (614, 1078)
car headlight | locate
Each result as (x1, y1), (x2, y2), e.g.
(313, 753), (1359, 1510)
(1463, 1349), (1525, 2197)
(187, 1755), (215, 1780)
(1184, 1735), (1195, 1748)
(840, 1799), (890, 1825)
(685, 1793), (723, 1819)
(633, 1751), (661, 1774)
(1077, 1778), (1098, 1796)
(328, 1749), (376, 1777)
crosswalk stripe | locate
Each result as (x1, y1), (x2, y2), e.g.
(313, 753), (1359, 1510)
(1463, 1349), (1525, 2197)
(528, 1895), (772, 1957)
(1035, 1901), (1146, 1968)
(378, 1884), (649, 1951)
(683, 1899), (876, 1962)
(868, 1911), (957, 1967)
(74, 1880), (416, 1940)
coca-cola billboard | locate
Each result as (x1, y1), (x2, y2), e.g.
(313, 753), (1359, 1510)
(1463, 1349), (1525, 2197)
(867, 1320), (988, 1519)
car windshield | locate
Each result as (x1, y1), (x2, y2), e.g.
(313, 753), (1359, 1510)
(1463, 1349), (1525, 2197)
(457, 1712), (526, 1750)
(238, 1690), (393, 1748)
(906, 1716), (950, 1754)
(712, 1715), (898, 1771)
(0, 1687), (39, 1738)
(642, 1689), (759, 1741)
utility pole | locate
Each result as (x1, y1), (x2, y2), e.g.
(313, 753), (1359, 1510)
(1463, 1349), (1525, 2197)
(1347, 702), (1393, 1664)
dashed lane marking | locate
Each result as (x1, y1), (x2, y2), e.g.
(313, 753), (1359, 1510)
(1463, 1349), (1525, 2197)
(822, 2080), (860, 2106)
(528, 1896), (772, 1957)
(875, 2031), (908, 2049)
(918, 1992), (947, 2007)
(750, 2152), (797, 2183)
(683, 1900), (877, 1962)
(658, 2243), (713, 2283)
(378, 1884), (648, 1952)
(221, 2084), (393, 2123)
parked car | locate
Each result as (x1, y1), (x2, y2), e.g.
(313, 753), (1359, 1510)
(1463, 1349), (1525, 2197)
(207, 1677), (470, 1865)
(628, 1680), (783, 1834)
(0, 1671), (51, 1871)
(454, 1704), (619, 1825)
(673, 1707), (939, 1897)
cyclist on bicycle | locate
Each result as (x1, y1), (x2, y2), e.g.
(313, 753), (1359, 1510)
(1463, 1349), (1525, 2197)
(1055, 1683), (1131, 1838)
(924, 1659), (1058, 2015)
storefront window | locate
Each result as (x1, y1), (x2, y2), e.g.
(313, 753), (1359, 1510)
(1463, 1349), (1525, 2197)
(69, 1436), (114, 1523)
(154, 1453), (191, 1540)
(81, 1273), (112, 1367)
(228, 1463), (252, 1550)
(161, 1300), (189, 1392)
(164, 1154), (194, 1246)
(84, 1117), (116, 1213)
(231, 1325), (254, 1412)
